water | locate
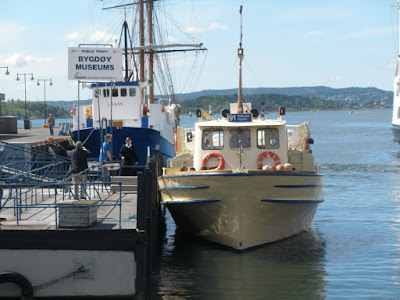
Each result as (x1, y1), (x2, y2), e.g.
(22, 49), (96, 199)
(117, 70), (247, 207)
(17, 118), (73, 128)
(151, 109), (400, 299)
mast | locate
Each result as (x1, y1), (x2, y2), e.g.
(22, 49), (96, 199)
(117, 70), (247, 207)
(139, 0), (145, 83)
(123, 7), (129, 81)
(148, 0), (154, 104)
(237, 5), (244, 113)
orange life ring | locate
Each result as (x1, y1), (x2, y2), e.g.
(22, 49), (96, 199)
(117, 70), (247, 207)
(70, 107), (75, 116)
(257, 151), (281, 170)
(201, 152), (225, 170)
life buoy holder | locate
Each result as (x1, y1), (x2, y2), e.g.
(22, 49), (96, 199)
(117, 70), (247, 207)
(201, 152), (225, 170)
(257, 151), (281, 170)
(70, 107), (75, 116)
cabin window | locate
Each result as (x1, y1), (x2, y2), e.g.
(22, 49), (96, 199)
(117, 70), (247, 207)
(121, 88), (127, 97)
(202, 129), (224, 150)
(257, 128), (279, 149)
(103, 89), (110, 97)
(112, 88), (119, 97)
(129, 88), (136, 97)
(229, 129), (251, 148)
(397, 107), (400, 119)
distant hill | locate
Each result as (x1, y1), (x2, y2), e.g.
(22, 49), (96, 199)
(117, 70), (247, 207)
(48, 99), (92, 111)
(175, 86), (393, 105)
(42, 86), (393, 112)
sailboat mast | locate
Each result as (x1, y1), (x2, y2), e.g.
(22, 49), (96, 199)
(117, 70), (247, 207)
(148, 0), (154, 104)
(237, 5), (244, 113)
(139, 0), (145, 83)
(123, 7), (129, 81)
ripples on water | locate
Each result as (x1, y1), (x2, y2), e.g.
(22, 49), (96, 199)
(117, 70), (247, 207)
(151, 110), (400, 299)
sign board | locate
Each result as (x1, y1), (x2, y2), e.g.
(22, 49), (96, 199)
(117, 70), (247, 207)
(228, 113), (252, 122)
(0, 93), (5, 101)
(68, 47), (122, 81)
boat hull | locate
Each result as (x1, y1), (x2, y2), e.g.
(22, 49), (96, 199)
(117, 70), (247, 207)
(391, 123), (400, 143)
(71, 127), (175, 166)
(158, 172), (324, 250)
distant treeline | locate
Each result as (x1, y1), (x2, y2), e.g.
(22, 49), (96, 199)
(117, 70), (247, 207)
(0, 99), (70, 119)
(178, 94), (344, 114)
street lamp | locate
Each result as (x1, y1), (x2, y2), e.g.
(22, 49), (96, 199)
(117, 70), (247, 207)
(37, 78), (53, 124)
(16, 72), (34, 129)
(0, 66), (10, 76)
(0, 66), (10, 117)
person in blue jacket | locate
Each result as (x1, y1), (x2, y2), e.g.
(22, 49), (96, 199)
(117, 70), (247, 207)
(99, 134), (112, 178)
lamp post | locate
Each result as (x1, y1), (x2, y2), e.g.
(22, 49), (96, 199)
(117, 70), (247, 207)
(0, 66), (10, 117)
(37, 78), (53, 124)
(16, 72), (34, 129)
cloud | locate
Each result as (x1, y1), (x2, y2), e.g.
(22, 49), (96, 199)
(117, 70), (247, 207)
(185, 26), (205, 34)
(65, 32), (82, 41)
(208, 22), (229, 31)
(184, 22), (229, 34)
(90, 30), (118, 43)
(167, 36), (179, 43)
(5, 53), (54, 67)
(329, 76), (343, 81)
(0, 21), (26, 42)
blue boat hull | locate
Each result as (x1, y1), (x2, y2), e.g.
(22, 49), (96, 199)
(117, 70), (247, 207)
(71, 127), (175, 166)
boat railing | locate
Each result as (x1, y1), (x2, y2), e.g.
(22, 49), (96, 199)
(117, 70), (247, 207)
(176, 126), (195, 155)
(287, 123), (309, 152)
(0, 177), (130, 229)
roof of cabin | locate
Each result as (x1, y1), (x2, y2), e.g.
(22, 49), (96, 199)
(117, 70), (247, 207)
(196, 118), (286, 128)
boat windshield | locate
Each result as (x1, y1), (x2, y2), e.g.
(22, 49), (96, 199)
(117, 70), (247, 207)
(229, 129), (251, 148)
(257, 128), (279, 149)
(202, 129), (224, 150)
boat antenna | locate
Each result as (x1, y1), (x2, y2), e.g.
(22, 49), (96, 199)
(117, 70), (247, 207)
(237, 5), (244, 113)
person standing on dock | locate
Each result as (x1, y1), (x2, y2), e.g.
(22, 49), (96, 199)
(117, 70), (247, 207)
(47, 113), (55, 136)
(99, 134), (112, 179)
(68, 141), (91, 200)
(120, 137), (139, 176)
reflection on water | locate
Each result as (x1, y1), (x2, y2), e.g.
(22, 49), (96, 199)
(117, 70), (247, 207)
(150, 211), (327, 300)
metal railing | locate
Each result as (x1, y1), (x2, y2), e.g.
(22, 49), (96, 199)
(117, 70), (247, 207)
(0, 178), (127, 229)
(287, 122), (309, 152)
(0, 142), (136, 229)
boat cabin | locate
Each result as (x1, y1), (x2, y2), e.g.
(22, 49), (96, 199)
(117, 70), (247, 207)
(193, 119), (288, 171)
(167, 103), (315, 174)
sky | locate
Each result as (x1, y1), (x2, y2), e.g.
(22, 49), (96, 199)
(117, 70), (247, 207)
(0, 0), (399, 103)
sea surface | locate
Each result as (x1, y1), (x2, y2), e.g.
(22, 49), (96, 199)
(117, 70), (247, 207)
(150, 109), (400, 299)
(17, 118), (73, 128)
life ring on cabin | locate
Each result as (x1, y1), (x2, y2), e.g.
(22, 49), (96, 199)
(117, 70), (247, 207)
(201, 152), (225, 170)
(70, 107), (75, 116)
(174, 130), (178, 154)
(0, 272), (33, 299)
(257, 151), (281, 170)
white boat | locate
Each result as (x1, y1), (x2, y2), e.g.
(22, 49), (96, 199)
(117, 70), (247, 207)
(392, 1), (400, 143)
(158, 6), (324, 251)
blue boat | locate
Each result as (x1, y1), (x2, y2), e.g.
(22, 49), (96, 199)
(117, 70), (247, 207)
(70, 2), (205, 164)
(71, 81), (178, 165)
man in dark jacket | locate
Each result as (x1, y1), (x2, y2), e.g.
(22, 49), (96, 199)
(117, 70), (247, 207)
(68, 141), (91, 199)
(120, 137), (139, 176)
